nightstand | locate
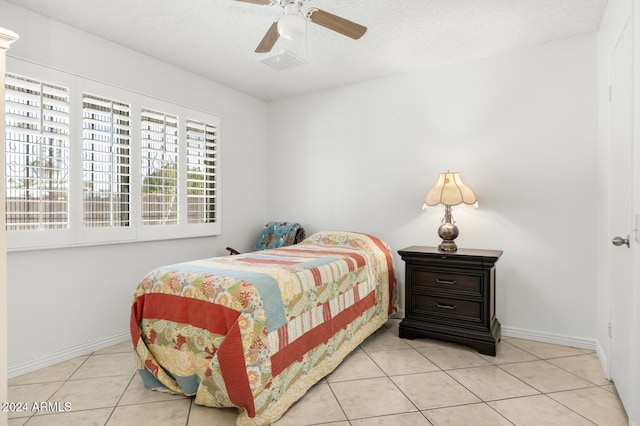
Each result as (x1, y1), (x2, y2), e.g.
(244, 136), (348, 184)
(398, 246), (503, 356)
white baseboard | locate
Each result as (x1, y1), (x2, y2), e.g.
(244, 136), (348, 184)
(8, 331), (131, 379)
(501, 325), (597, 351)
(594, 339), (611, 379)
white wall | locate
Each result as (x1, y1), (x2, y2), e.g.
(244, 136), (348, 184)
(267, 34), (599, 345)
(1, 1), (269, 374)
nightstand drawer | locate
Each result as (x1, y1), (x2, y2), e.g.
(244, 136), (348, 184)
(412, 294), (482, 322)
(413, 270), (481, 294)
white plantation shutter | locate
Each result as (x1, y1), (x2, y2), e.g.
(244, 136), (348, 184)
(141, 108), (179, 225)
(82, 93), (132, 228)
(5, 63), (221, 250)
(4, 73), (70, 231)
(186, 119), (217, 224)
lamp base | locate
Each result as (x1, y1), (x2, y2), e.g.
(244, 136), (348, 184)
(438, 240), (458, 252)
(437, 220), (459, 252)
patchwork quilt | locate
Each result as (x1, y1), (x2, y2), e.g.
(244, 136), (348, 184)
(130, 231), (397, 425)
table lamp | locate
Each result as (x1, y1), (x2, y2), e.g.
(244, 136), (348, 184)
(424, 171), (477, 252)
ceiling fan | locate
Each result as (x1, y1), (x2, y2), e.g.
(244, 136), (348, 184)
(233, 0), (367, 53)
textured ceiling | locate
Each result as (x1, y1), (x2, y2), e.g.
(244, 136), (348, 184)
(6, 0), (607, 100)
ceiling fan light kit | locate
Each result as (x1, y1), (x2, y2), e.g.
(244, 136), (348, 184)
(278, 3), (306, 40)
(234, 0), (367, 53)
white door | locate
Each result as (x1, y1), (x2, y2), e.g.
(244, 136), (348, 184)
(609, 15), (634, 413)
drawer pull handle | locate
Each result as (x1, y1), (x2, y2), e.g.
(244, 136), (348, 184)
(435, 278), (457, 285)
(436, 303), (457, 310)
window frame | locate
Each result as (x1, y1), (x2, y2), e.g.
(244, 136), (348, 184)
(5, 60), (221, 251)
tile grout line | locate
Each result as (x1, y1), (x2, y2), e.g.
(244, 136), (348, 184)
(17, 349), (111, 424)
(360, 339), (434, 424)
(374, 325), (519, 423)
(104, 366), (138, 426)
(451, 343), (617, 425)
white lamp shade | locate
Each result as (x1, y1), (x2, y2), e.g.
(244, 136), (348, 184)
(278, 4), (306, 41)
(425, 172), (477, 206)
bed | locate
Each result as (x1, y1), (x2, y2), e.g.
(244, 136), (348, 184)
(130, 231), (398, 425)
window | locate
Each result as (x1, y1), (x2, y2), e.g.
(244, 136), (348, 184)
(82, 93), (132, 228)
(186, 119), (217, 224)
(4, 64), (221, 250)
(4, 73), (70, 231)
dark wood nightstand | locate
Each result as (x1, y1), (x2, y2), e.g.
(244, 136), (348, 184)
(398, 246), (503, 356)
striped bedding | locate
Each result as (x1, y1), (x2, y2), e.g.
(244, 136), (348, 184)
(130, 231), (397, 425)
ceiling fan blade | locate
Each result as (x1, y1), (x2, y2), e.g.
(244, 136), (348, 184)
(233, 0), (273, 5)
(255, 21), (280, 53)
(306, 8), (367, 40)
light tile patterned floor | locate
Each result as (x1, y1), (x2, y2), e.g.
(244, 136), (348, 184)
(7, 319), (629, 425)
